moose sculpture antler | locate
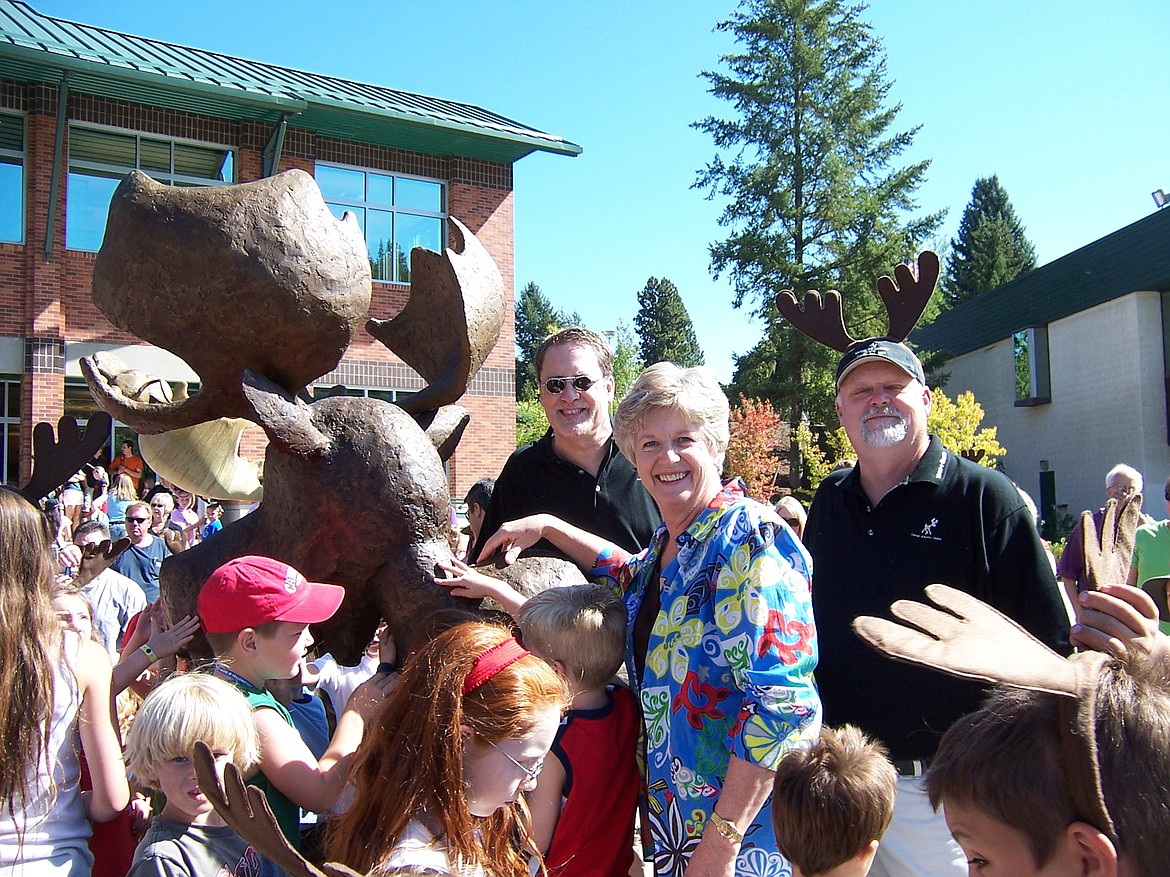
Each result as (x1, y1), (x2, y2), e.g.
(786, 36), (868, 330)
(775, 251), (940, 352)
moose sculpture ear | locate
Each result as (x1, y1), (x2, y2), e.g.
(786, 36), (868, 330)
(241, 370), (330, 458)
(413, 405), (471, 463)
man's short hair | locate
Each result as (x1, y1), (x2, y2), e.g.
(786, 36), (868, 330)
(925, 655), (1170, 877)
(517, 584), (626, 690)
(73, 519), (110, 542)
(464, 477), (495, 510)
(534, 327), (614, 381)
(125, 500), (150, 519)
(772, 725), (896, 876)
(1105, 464), (1142, 493)
(125, 672), (259, 790)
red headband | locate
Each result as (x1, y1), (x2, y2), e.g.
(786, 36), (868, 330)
(463, 637), (531, 694)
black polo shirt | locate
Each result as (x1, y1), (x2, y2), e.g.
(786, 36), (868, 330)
(472, 430), (660, 561)
(804, 435), (1070, 760)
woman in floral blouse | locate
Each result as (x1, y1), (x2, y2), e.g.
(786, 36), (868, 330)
(479, 362), (821, 877)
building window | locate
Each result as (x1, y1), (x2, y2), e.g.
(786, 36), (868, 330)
(0, 113), (25, 244)
(315, 163), (445, 284)
(310, 384), (415, 405)
(1013, 326), (1050, 406)
(66, 125), (235, 252)
(1, 379), (20, 486)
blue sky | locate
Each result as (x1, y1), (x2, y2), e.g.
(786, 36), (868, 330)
(34, 0), (1170, 381)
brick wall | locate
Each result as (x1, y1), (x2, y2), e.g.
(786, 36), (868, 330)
(3, 78), (517, 497)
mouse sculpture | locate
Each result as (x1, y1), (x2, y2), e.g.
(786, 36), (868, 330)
(79, 168), (524, 661)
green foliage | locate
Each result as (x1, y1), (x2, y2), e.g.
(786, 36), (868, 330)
(514, 282), (578, 400)
(942, 175), (1037, 307)
(793, 421), (852, 490)
(609, 321), (643, 409)
(515, 398), (549, 447)
(634, 277), (705, 367)
(726, 396), (785, 502)
(926, 388), (1005, 467)
(693, 0), (943, 430)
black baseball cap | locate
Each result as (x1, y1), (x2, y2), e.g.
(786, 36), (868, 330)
(836, 338), (926, 389)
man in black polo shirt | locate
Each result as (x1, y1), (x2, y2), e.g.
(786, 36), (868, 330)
(472, 327), (659, 561)
(804, 339), (1070, 877)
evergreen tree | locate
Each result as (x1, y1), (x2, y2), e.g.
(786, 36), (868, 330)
(693, 0), (942, 430)
(609, 320), (643, 408)
(943, 175), (1037, 307)
(515, 282), (570, 400)
(634, 277), (705, 368)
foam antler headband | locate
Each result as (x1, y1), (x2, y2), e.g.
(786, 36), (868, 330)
(1082, 492), (1141, 591)
(776, 251), (940, 352)
(852, 585), (1117, 842)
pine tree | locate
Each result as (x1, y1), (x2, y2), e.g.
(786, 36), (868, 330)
(694, 0), (942, 430)
(943, 175), (1037, 307)
(515, 282), (568, 400)
(634, 277), (705, 368)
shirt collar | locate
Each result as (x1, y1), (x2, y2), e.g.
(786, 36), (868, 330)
(845, 435), (950, 496)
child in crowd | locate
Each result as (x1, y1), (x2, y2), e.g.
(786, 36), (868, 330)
(304, 620), (389, 722)
(201, 503), (223, 541)
(435, 565), (639, 877)
(197, 555), (394, 850)
(771, 725), (896, 877)
(325, 621), (567, 877)
(124, 672), (274, 877)
(0, 490), (129, 873)
(918, 582), (1170, 877)
(515, 585), (639, 877)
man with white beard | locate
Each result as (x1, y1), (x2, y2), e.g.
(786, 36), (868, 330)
(803, 338), (1070, 877)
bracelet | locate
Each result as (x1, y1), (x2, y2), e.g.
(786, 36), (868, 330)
(139, 643), (159, 663)
(709, 811), (743, 844)
(377, 661), (397, 675)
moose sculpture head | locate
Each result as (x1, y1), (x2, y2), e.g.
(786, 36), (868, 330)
(80, 168), (506, 661)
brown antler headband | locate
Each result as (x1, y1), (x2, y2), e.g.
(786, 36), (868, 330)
(852, 585), (1116, 842)
(776, 251), (940, 352)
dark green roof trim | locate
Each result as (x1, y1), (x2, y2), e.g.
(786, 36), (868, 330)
(913, 206), (1170, 357)
(0, 0), (581, 164)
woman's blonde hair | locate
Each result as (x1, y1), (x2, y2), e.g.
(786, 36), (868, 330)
(112, 473), (137, 502)
(0, 490), (64, 824)
(326, 621), (568, 877)
(774, 496), (807, 538)
(613, 362), (730, 468)
(125, 672), (260, 787)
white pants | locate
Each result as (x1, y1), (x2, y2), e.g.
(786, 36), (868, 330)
(869, 775), (966, 877)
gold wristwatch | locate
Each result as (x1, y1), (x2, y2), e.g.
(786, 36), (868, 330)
(709, 811), (743, 844)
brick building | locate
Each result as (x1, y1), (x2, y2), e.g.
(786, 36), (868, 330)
(0, 0), (579, 496)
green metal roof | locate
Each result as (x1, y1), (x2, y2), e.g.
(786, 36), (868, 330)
(0, 0), (581, 164)
(912, 206), (1170, 357)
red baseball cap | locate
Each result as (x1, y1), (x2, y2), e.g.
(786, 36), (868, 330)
(197, 555), (345, 634)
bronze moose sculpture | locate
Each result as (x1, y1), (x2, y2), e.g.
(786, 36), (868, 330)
(80, 168), (511, 661)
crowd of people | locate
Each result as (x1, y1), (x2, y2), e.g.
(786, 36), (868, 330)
(2, 326), (1169, 877)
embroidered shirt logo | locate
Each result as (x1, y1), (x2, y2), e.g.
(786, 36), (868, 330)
(912, 517), (942, 541)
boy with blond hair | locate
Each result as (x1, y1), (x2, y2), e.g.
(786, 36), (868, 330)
(125, 673), (268, 877)
(771, 725), (896, 877)
(437, 565), (639, 877)
(197, 555), (393, 849)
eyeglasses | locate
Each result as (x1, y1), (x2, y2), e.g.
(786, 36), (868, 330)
(1107, 483), (1136, 497)
(780, 517), (799, 527)
(126, 516), (149, 524)
(485, 738), (544, 784)
(542, 375), (597, 395)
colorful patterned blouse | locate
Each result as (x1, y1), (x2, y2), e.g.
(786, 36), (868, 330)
(592, 480), (820, 877)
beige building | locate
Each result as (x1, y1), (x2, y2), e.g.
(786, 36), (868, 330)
(913, 205), (1170, 528)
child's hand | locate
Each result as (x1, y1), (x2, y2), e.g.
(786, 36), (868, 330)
(147, 613), (201, 659)
(346, 670), (398, 720)
(436, 559), (520, 603)
(376, 623), (396, 666)
(1072, 583), (1170, 674)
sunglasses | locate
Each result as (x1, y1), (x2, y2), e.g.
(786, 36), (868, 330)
(486, 738), (544, 784)
(126, 516), (149, 524)
(543, 375), (597, 395)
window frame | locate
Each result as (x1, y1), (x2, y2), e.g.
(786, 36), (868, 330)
(1012, 325), (1051, 407)
(314, 160), (446, 285)
(65, 122), (236, 252)
(0, 110), (26, 245)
